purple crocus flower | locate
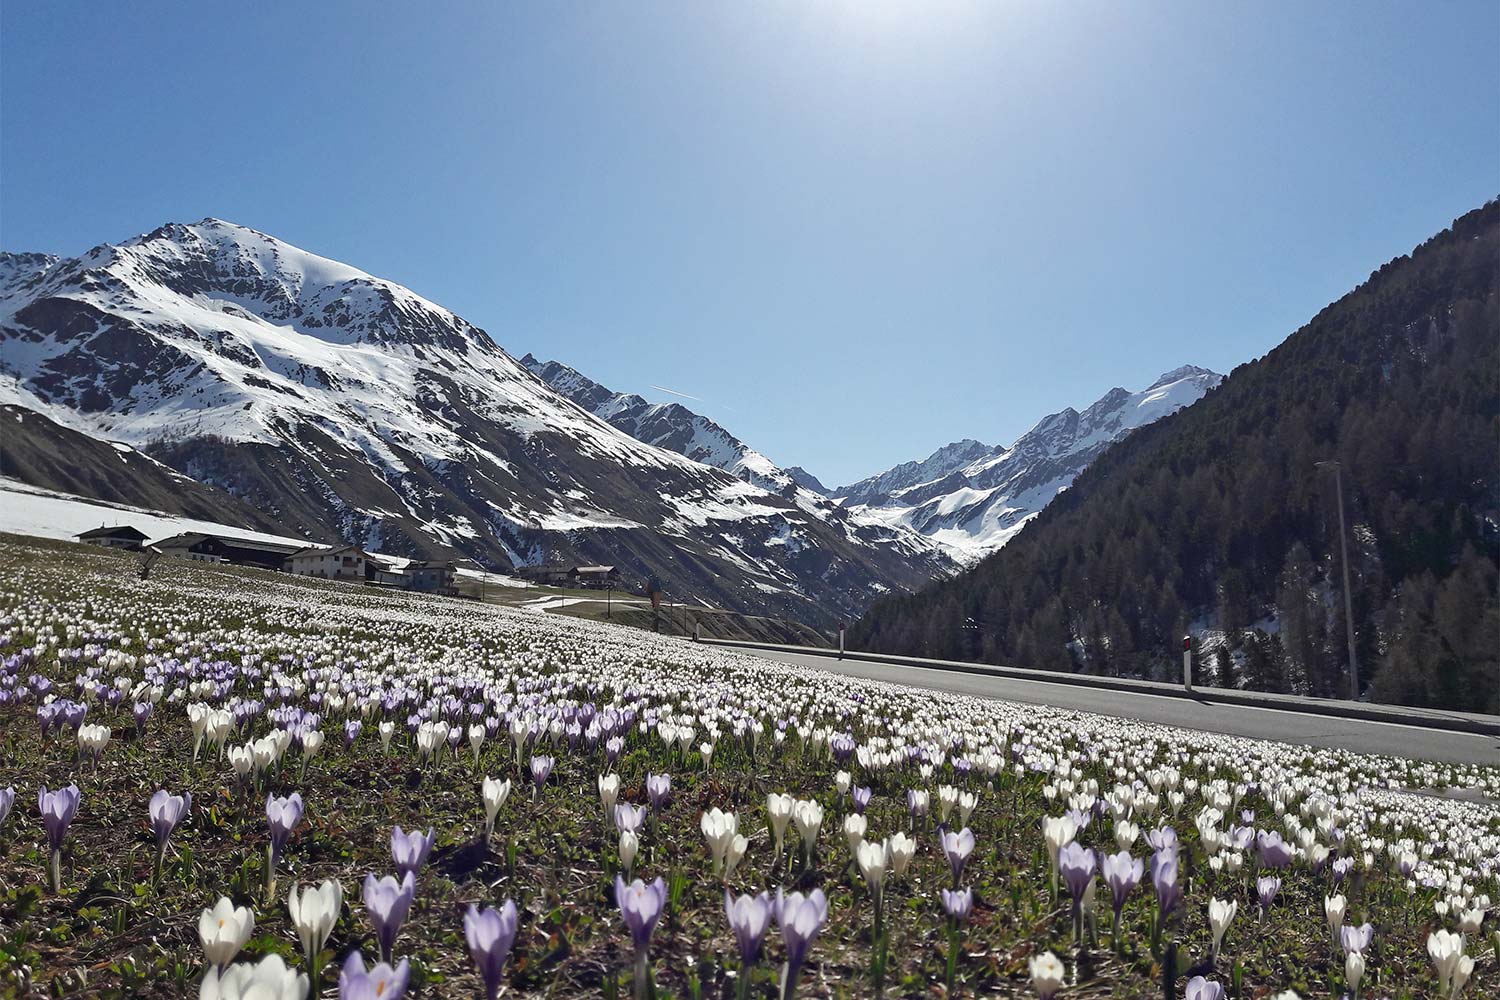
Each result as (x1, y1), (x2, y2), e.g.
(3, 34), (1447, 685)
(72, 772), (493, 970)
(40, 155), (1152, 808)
(1340, 922), (1373, 954)
(724, 890), (772, 965)
(529, 755), (554, 797)
(1146, 827), (1178, 853)
(851, 786), (872, 814)
(1256, 830), (1293, 869)
(149, 789), (191, 848)
(1256, 875), (1281, 909)
(940, 827), (976, 884)
(363, 871), (417, 962)
(1331, 857), (1355, 884)
(1058, 841), (1096, 919)
(390, 826), (436, 881)
(339, 950), (410, 1000)
(1185, 975), (1224, 1000)
(1151, 850), (1182, 917)
(615, 875), (667, 951)
(0, 786), (14, 830)
(463, 901), (520, 1000)
(38, 784), (81, 853)
(645, 773), (671, 812)
(614, 803), (646, 835)
(344, 720), (362, 748)
(266, 792), (304, 862)
(38, 783), (80, 892)
(774, 888), (828, 993)
(1102, 850), (1144, 920)
(940, 886), (974, 922)
(132, 701), (153, 734)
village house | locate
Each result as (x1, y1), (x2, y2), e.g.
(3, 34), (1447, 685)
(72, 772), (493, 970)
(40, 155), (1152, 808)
(75, 525), (149, 551)
(152, 532), (303, 570)
(284, 544), (387, 582)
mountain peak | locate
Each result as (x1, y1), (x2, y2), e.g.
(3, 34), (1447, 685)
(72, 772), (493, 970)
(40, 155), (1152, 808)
(1147, 364), (1220, 390)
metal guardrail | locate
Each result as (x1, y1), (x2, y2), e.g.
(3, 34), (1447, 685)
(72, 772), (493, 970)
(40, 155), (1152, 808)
(699, 638), (1500, 739)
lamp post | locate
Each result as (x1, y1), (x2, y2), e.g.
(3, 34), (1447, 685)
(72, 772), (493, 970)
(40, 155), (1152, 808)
(1316, 460), (1359, 700)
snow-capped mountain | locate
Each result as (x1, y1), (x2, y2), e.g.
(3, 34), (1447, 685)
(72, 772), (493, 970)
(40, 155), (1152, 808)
(521, 355), (796, 493)
(836, 439), (1004, 507)
(0, 219), (949, 625)
(843, 367), (1223, 562)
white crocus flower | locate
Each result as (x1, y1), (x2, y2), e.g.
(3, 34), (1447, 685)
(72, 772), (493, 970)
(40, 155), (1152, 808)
(198, 896), (255, 971)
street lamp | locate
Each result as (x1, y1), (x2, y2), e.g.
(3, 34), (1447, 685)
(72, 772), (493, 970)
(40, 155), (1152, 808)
(1315, 460), (1359, 701)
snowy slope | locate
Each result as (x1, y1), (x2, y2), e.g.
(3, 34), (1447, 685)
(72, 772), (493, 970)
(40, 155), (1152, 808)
(0, 478), (310, 548)
(0, 220), (950, 625)
(521, 354), (798, 493)
(842, 367), (1223, 562)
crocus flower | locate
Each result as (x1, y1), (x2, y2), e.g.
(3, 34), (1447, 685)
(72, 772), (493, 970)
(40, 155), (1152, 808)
(1152, 850), (1182, 917)
(1256, 830), (1293, 869)
(766, 793), (794, 856)
(1257, 875), (1281, 911)
(363, 872), (416, 963)
(1341, 922), (1373, 955)
(266, 792), (304, 863)
(724, 890), (772, 974)
(774, 888), (828, 998)
(701, 808), (739, 877)
(886, 831), (916, 877)
(201, 953), (307, 1000)
(481, 776), (510, 841)
(464, 901), (519, 1000)
(1101, 850), (1143, 939)
(338, 950), (409, 1000)
(646, 773), (671, 812)
(1029, 950), (1065, 999)
(1058, 841), (1096, 914)
(615, 803), (646, 835)
(1208, 897), (1237, 962)
(38, 783), (80, 892)
(851, 786), (872, 814)
(1325, 894), (1348, 944)
(288, 879), (343, 975)
(199, 896), (256, 972)
(390, 826), (436, 881)
(940, 827), (976, 885)
(616, 875), (667, 999)
(0, 786), (13, 831)
(1185, 975), (1224, 1000)
(529, 755), (553, 798)
(941, 886), (974, 922)
(150, 789), (191, 850)
(1345, 950), (1365, 998)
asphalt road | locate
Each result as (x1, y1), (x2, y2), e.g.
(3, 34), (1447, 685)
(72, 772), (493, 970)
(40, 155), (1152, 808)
(736, 647), (1500, 767)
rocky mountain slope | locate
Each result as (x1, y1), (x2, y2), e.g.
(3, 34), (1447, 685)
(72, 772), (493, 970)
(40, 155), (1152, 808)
(0, 219), (950, 626)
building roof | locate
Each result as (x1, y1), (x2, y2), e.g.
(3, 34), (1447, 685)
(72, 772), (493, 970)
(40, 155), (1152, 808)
(153, 532), (304, 555)
(574, 565), (617, 573)
(76, 524), (149, 541)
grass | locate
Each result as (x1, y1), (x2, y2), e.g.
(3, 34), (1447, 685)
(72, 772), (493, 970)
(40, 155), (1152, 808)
(0, 533), (1495, 999)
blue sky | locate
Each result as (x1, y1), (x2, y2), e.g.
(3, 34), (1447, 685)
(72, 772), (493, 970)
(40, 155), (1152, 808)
(3, 3), (1496, 487)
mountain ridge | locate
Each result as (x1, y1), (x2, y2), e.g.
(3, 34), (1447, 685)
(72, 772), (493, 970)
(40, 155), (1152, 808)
(0, 218), (951, 626)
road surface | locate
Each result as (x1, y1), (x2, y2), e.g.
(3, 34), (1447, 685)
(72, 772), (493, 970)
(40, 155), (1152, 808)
(735, 647), (1499, 767)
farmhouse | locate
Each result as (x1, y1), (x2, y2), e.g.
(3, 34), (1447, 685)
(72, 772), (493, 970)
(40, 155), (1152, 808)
(517, 564), (621, 588)
(75, 525), (149, 551)
(284, 544), (387, 582)
(152, 532), (303, 570)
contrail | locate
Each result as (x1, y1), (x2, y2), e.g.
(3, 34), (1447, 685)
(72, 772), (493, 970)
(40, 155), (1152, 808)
(649, 385), (703, 402)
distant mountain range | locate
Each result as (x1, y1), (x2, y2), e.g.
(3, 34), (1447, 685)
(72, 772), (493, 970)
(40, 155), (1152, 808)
(0, 219), (948, 626)
(523, 353), (1220, 565)
(852, 201), (1500, 714)
(828, 367), (1222, 562)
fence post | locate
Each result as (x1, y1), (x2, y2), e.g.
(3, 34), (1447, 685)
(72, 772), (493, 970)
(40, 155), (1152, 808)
(1181, 635), (1193, 692)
